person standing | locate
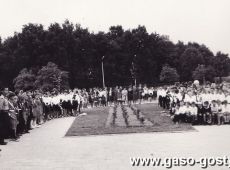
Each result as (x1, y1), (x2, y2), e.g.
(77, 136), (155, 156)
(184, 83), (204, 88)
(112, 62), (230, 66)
(128, 86), (133, 105)
(31, 94), (43, 128)
(72, 93), (79, 116)
(0, 91), (10, 145)
(117, 87), (122, 105)
(108, 88), (113, 106)
(132, 85), (138, 104)
(114, 86), (119, 105)
(121, 88), (128, 105)
(137, 84), (143, 104)
(8, 92), (19, 141)
(20, 95), (31, 133)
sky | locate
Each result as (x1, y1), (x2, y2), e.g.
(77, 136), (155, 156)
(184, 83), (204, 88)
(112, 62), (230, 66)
(0, 0), (229, 55)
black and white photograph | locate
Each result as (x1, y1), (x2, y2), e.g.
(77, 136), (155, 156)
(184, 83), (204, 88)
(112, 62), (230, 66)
(0, 0), (230, 169)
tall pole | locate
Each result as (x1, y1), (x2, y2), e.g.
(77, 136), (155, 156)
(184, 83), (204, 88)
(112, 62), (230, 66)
(133, 54), (137, 86)
(132, 62), (137, 87)
(134, 77), (137, 87)
(102, 56), (105, 88)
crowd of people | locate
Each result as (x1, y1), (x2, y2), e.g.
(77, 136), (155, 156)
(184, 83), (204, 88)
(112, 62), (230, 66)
(157, 81), (230, 125)
(0, 81), (229, 147)
(0, 85), (158, 146)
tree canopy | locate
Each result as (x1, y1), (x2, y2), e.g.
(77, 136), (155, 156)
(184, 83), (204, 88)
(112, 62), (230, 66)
(160, 65), (179, 83)
(192, 64), (216, 84)
(13, 62), (69, 91)
(0, 20), (229, 89)
(13, 68), (36, 91)
(35, 62), (69, 91)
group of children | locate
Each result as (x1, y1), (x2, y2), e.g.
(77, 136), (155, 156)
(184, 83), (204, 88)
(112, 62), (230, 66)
(172, 100), (230, 125)
(157, 83), (230, 125)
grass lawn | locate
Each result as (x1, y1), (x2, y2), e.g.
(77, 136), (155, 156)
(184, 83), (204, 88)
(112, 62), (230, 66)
(65, 103), (195, 136)
(135, 103), (195, 132)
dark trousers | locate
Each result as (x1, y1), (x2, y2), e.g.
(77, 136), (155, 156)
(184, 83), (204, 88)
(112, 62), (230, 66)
(191, 115), (198, 125)
(26, 114), (32, 130)
(0, 111), (10, 141)
(165, 98), (170, 109)
(173, 114), (186, 123)
(16, 111), (25, 135)
(158, 96), (163, 107)
(160, 97), (167, 109)
(197, 113), (204, 125)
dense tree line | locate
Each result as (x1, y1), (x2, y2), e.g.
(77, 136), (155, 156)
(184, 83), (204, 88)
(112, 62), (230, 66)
(0, 20), (229, 90)
(13, 62), (69, 91)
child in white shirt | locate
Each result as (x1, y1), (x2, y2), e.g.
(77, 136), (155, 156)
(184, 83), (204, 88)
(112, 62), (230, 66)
(190, 102), (198, 124)
(222, 100), (230, 123)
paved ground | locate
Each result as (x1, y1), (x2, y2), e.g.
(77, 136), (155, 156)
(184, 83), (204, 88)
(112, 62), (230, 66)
(0, 117), (230, 170)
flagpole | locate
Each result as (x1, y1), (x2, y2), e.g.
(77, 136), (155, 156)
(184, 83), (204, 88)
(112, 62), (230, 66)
(102, 56), (105, 88)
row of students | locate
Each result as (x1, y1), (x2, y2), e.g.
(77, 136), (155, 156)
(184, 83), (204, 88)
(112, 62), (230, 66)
(172, 100), (230, 125)
(157, 83), (230, 125)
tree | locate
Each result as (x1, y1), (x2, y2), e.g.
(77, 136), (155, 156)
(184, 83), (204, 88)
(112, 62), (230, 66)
(13, 68), (36, 91)
(0, 51), (16, 89)
(179, 47), (204, 81)
(204, 65), (216, 82)
(35, 62), (69, 91)
(192, 64), (216, 83)
(0, 21), (229, 88)
(160, 65), (179, 83)
(212, 52), (230, 82)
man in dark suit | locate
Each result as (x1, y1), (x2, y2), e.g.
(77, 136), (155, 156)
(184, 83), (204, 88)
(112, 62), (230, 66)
(0, 90), (10, 145)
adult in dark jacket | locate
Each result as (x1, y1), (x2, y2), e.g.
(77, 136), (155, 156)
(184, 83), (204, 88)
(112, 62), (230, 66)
(0, 91), (10, 145)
